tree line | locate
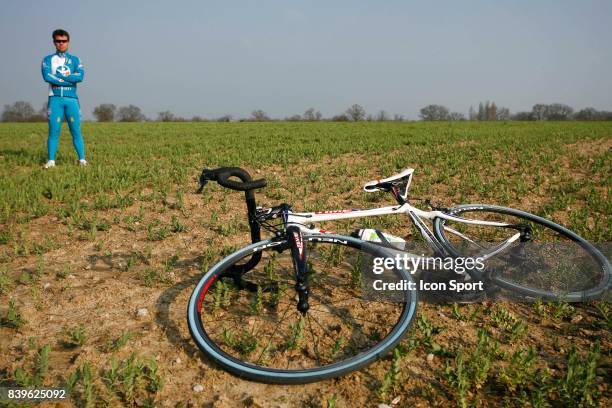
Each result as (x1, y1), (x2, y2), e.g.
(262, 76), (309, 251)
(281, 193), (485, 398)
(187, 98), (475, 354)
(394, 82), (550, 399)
(2, 100), (611, 122)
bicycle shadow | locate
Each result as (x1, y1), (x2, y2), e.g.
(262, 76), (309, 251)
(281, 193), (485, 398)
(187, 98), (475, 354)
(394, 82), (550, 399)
(154, 256), (208, 360)
(79, 250), (214, 363)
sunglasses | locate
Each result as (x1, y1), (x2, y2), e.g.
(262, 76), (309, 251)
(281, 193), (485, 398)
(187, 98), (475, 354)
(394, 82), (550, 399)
(54, 39), (69, 44)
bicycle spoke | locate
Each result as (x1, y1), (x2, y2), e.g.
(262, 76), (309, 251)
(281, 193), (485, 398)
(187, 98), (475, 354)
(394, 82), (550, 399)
(308, 311), (370, 355)
(308, 306), (391, 327)
(306, 313), (322, 367)
(191, 237), (414, 377)
(255, 301), (295, 365)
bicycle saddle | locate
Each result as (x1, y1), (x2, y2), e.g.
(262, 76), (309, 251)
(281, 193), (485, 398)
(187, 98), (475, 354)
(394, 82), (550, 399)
(363, 168), (414, 199)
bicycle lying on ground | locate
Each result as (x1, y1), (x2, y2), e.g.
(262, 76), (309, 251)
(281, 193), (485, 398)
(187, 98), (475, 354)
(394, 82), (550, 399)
(187, 166), (610, 384)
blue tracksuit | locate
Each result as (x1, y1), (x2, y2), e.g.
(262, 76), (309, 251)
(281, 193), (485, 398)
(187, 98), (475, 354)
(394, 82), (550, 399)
(41, 52), (85, 160)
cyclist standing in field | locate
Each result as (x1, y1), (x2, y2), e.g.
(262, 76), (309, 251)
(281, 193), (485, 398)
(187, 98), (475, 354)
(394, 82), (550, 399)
(41, 29), (87, 168)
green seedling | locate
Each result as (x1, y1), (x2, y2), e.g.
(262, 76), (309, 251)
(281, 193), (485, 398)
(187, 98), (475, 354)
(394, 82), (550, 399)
(105, 331), (132, 352)
(65, 325), (87, 348)
(377, 347), (402, 398)
(3, 298), (25, 328)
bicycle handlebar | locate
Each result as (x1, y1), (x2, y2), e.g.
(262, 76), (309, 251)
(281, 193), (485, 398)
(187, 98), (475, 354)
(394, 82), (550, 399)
(196, 166), (265, 271)
(217, 168), (267, 191)
(197, 167), (266, 193)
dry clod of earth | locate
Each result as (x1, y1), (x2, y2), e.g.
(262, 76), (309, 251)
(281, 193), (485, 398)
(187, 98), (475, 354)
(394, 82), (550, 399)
(571, 314), (583, 324)
(243, 395), (265, 408)
(137, 307), (149, 317)
(212, 394), (233, 408)
(193, 384), (204, 392)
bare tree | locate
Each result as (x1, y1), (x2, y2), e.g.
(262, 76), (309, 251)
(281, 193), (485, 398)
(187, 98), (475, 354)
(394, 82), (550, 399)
(286, 114), (302, 121)
(530, 103), (574, 121)
(251, 110), (270, 121)
(574, 107), (597, 120)
(303, 108), (322, 121)
(512, 111), (534, 121)
(216, 114), (232, 122)
(157, 110), (175, 122)
(117, 105), (146, 122)
(531, 104), (548, 121)
(448, 112), (466, 121)
(574, 107), (608, 121)
(419, 104), (450, 121)
(477, 102), (485, 121)
(331, 114), (349, 122)
(472, 101), (509, 121)
(93, 104), (116, 122)
(393, 114), (404, 121)
(496, 107), (511, 121)
(487, 102), (497, 120)
(600, 111), (612, 120)
(35, 101), (48, 121)
(468, 106), (477, 121)
(345, 104), (366, 121)
(2, 101), (35, 122)
(546, 104), (573, 120)
(376, 110), (389, 121)
(28, 102), (48, 122)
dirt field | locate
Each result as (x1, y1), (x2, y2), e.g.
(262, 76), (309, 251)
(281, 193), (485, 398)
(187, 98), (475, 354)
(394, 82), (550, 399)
(0, 122), (610, 407)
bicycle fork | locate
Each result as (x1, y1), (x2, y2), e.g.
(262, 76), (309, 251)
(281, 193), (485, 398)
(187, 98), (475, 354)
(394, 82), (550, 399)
(287, 226), (310, 315)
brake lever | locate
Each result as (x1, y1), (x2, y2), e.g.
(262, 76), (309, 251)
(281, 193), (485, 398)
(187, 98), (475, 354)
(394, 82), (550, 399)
(196, 169), (217, 193)
(196, 179), (208, 194)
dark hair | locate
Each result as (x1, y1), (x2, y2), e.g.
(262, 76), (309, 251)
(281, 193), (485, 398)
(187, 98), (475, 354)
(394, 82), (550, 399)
(52, 29), (70, 41)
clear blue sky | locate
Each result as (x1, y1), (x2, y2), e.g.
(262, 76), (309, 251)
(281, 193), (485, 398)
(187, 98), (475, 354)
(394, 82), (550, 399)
(1, 0), (611, 119)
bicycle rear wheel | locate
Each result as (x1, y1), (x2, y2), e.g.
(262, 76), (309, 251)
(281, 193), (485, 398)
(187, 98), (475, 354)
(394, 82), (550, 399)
(433, 204), (611, 301)
(187, 234), (417, 384)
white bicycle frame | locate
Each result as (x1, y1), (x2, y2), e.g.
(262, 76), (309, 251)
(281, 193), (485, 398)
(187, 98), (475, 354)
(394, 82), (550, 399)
(284, 199), (521, 261)
(254, 166), (523, 261)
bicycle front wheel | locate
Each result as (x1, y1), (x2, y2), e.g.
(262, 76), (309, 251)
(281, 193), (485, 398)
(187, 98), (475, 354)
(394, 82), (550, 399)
(433, 204), (611, 302)
(187, 234), (417, 384)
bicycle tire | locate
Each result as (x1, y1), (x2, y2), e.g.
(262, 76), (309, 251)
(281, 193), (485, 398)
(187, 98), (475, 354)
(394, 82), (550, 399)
(187, 233), (417, 384)
(433, 204), (611, 302)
